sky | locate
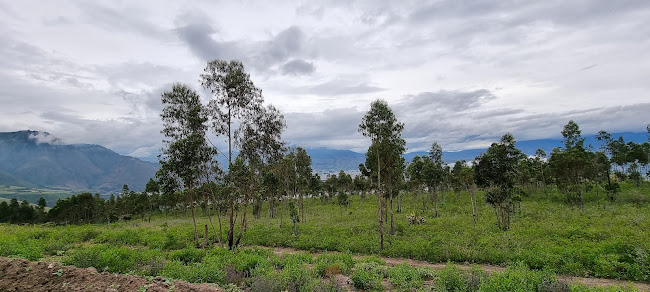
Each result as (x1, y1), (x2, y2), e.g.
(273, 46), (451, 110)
(1, 0), (649, 158)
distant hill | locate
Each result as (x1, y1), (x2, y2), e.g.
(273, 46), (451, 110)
(309, 131), (648, 173)
(0, 130), (159, 193)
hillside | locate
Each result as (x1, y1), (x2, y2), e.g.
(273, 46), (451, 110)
(0, 130), (158, 194)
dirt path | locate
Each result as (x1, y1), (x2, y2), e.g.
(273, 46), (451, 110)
(264, 246), (650, 291)
(0, 257), (221, 292)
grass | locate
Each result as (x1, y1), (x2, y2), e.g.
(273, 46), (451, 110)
(0, 182), (648, 291)
(0, 185), (73, 207)
(241, 183), (650, 282)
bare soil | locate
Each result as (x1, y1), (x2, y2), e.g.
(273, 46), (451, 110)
(0, 257), (221, 292)
(266, 246), (650, 291)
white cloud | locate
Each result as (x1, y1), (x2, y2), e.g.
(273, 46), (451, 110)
(0, 1), (648, 156)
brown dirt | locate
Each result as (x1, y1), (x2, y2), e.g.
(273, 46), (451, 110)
(0, 257), (222, 292)
(263, 245), (650, 291)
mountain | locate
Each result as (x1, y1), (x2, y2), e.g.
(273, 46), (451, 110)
(308, 131), (648, 173)
(0, 131), (159, 193)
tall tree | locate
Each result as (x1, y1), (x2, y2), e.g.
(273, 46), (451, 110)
(201, 59), (284, 249)
(423, 142), (445, 218)
(159, 83), (215, 245)
(359, 99), (405, 249)
(549, 120), (589, 207)
(295, 147), (313, 222)
(475, 133), (523, 231)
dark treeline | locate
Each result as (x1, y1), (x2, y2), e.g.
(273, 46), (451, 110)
(0, 197), (47, 224)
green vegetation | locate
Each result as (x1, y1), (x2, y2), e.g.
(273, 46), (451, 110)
(0, 185), (71, 207)
(0, 181), (648, 291)
(0, 219), (642, 291)
(1, 61), (649, 291)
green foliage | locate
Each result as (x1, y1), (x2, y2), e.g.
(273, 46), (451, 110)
(477, 263), (561, 292)
(435, 263), (469, 292)
(63, 244), (163, 275)
(388, 262), (425, 291)
(281, 262), (314, 292)
(313, 252), (355, 276)
(350, 263), (385, 291)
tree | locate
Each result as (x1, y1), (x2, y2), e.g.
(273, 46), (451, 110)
(201, 59), (285, 249)
(358, 99), (405, 250)
(159, 83), (215, 245)
(452, 160), (478, 222)
(549, 121), (589, 207)
(475, 133), (523, 231)
(423, 142), (445, 218)
(295, 147), (313, 222)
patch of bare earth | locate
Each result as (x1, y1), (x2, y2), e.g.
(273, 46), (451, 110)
(263, 246), (650, 291)
(0, 257), (221, 292)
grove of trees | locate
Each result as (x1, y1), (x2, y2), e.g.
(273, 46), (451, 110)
(3, 59), (649, 251)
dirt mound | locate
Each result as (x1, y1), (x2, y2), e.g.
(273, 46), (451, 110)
(0, 257), (221, 292)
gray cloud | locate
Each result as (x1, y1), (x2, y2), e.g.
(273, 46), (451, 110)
(288, 78), (385, 96)
(174, 18), (241, 62)
(396, 90), (496, 113)
(76, 2), (168, 39)
(280, 59), (315, 76)
(0, 1), (648, 159)
(284, 108), (366, 150)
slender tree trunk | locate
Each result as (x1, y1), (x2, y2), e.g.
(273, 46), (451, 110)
(189, 188), (199, 245)
(235, 194), (249, 247)
(389, 173), (394, 235)
(204, 224), (209, 247)
(300, 194), (305, 223)
(217, 207), (223, 248)
(377, 149), (383, 251)
(228, 199), (235, 250)
(432, 189), (439, 218)
(470, 186), (477, 223)
(206, 201), (218, 246)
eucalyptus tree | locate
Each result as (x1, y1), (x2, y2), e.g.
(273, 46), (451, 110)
(474, 133), (523, 231)
(452, 160), (478, 221)
(295, 147), (313, 222)
(359, 99), (405, 249)
(423, 142), (445, 218)
(549, 120), (589, 207)
(406, 155), (425, 194)
(201, 59), (285, 249)
(233, 104), (285, 246)
(158, 83), (216, 245)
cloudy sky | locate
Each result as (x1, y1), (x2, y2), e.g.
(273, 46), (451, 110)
(1, 0), (649, 158)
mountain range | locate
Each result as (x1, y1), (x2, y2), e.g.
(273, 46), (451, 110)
(0, 131), (158, 193)
(1, 130), (647, 194)
(307, 131), (648, 174)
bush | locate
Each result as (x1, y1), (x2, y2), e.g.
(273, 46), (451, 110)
(388, 262), (425, 290)
(435, 263), (468, 292)
(281, 263), (314, 292)
(477, 262), (559, 292)
(313, 252), (355, 276)
(170, 247), (206, 265)
(350, 263), (384, 291)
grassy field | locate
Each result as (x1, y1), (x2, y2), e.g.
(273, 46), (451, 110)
(0, 185), (73, 207)
(0, 182), (648, 291)
(243, 183), (650, 282)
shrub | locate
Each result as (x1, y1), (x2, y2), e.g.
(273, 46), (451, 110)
(350, 267), (384, 291)
(281, 263), (314, 292)
(314, 252), (355, 276)
(435, 263), (468, 292)
(388, 262), (425, 291)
